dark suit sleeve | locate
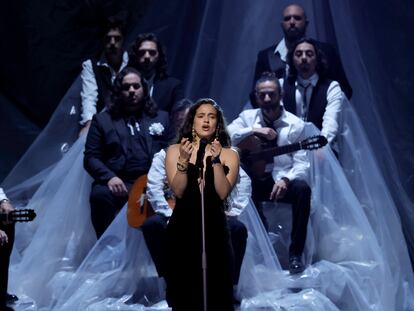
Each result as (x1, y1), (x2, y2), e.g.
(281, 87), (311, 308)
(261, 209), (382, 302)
(320, 43), (353, 99)
(171, 79), (185, 110)
(159, 111), (176, 146)
(84, 115), (117, 183)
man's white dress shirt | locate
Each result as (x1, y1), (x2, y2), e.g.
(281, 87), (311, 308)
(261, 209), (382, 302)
(0, 187), (7, 201)
(80, 51), (129, 125)
(227, 108), (309, 182)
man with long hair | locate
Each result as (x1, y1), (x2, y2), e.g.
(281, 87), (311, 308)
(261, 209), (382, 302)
(128, 33), (184, 114)
(84, 67), (174, 238)
(283, 38), (344, 151)
(253, 4), (352, 100)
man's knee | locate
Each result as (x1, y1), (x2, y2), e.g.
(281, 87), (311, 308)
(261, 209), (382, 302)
(228, 218), (248, 240)
(90, 184), (113, 206)
(142, 214), (168, 234)
(291, 179), (311, 197)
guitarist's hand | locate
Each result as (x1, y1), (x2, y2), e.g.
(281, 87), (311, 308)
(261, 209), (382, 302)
(0, 201), (14, 214)
(0, 200), (15, 225)
(270, 179), (288, 200)
(0, 229), (8, 245)
(253, 127), (277, 141)
(108, 177), (128, 196)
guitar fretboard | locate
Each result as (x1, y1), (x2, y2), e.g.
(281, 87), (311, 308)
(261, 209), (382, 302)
(249, 142), (302, 161)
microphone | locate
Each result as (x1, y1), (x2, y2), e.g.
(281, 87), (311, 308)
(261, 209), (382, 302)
(195, 138), (208, 170)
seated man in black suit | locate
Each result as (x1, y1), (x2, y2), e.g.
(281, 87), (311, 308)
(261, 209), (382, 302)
(128, 33), (184, 114)
(253, 3), (352, 100)
(84, 67), (174, 238)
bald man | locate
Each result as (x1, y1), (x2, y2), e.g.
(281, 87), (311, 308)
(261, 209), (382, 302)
(253, 4), (352, 100)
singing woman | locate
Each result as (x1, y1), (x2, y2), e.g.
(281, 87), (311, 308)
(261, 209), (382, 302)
(165, 98), (240, 310)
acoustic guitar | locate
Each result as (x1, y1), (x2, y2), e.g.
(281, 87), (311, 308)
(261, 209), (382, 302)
(238, 135), (327, 179)
(127, 175), (175, 228)
(0, 209), (37, 223)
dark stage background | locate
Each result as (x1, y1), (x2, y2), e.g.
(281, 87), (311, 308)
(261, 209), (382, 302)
(1, 0), (413, 253)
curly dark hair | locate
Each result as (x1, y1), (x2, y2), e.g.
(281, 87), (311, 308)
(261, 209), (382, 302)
(177, 98), (231, 147)
(109, 67), (158, 118)
(101, 14), (127, 38)
(287, 37), (328, 81)
(128, 33), (168, 79)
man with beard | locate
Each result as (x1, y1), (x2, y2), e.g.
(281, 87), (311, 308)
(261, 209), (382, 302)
(79, 16), (129, 135)
(84, 67), (174, 238)
(228, 72), (311, 274)
(283, 38), (344, 150)
(253, 4), (352, 100)
(128, 33), (184, 114)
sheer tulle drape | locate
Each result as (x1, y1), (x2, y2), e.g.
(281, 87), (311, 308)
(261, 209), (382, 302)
(7, 123), (413, 310)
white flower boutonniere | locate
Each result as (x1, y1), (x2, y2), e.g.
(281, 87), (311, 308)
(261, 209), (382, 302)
(148, 122), (165, 136)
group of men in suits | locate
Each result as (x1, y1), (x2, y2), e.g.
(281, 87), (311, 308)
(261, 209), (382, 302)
(81, 3), (351, 277)
(79, 19), (184, 238)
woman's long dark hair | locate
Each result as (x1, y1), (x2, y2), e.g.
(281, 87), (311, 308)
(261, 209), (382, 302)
(177, 98), (231, 147)
(109, 66), (158, 118)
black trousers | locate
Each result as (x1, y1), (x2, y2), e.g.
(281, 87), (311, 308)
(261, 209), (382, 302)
(142, 213), (247, 285)
(0, 223), (14, 308)
(89, 182), (132, 239)
(141, 214), (169, 277)
(252, 175), (311, 257)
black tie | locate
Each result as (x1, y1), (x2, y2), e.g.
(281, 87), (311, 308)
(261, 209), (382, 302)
(299, 83), (310, 121)
(127, 117), (140, 136)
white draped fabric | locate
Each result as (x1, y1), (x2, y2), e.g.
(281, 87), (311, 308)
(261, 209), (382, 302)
(6, 121), (413, 310)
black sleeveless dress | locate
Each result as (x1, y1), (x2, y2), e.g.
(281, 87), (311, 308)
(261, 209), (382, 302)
(165, 157), (235, 310)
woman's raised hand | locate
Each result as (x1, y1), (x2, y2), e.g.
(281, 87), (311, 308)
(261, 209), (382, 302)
(179, 138), (193, 161)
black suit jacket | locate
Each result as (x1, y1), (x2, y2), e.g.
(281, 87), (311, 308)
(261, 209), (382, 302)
(84, 110), (174, 183)
(152, 76), (184, 113)
(253, 40), (352, 99)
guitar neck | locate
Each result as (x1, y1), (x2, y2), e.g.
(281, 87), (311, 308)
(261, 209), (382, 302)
(251, 142), (302, 161)
(0, 210), (36, 223)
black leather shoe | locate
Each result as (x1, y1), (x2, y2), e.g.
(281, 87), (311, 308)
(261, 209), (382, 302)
(289, 255), (305, 274)
(6, 293), (18, 304)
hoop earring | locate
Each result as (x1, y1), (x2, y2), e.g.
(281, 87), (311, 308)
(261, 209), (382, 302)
(192, 127), (197, 140)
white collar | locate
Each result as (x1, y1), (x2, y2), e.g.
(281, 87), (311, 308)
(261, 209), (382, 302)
(258, 106), (289, 128)
(297, 72), (319, 87)
(274, 38), (288, 62)
(97, 51), (129, 71)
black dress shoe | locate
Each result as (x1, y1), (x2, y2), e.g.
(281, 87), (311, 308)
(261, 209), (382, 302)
(6, 293), (18, 304)
(289, 255), (305, 275)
